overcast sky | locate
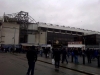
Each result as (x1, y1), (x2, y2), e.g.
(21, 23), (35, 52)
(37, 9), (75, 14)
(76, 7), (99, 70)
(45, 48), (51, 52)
(0, 0), (100, 31)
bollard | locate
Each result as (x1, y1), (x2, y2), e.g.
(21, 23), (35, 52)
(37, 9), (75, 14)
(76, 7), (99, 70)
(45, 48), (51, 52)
(83, 54), (85, 65)
(97, 55), (100, 67)
(71, 55), (73, 62)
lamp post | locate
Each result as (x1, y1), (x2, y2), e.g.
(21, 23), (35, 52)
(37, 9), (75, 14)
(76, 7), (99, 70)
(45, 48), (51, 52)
(83, 36), (85, 50)
(13, 27), (16, 52)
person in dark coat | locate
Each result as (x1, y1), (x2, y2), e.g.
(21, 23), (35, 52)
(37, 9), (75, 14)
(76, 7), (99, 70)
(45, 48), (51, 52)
(26, 46), (37, 75)
(61, 47), (68, 64)
(53, 47), (61, 71)
(86, 48), (92, 63)
(74, 48), (79, 64)
(44, 47), (49, 58)
(51, 47), (55, 58)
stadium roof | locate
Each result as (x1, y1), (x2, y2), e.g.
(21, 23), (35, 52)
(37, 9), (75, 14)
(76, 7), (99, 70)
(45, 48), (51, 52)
(38, 22), (100, 35)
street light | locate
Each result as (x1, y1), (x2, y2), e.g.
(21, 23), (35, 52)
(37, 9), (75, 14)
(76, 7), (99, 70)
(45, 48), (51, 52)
(83, 36), (86, 50)
(13, 27), (16, 52)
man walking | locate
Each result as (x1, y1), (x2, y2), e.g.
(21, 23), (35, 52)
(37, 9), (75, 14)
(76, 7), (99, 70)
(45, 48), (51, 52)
(74, 48), (79, 64)
(86, 48), (91, 63)
(61, 47), (68, 64)
(53, 47), (61, 71)
(26, 46), (37, 75)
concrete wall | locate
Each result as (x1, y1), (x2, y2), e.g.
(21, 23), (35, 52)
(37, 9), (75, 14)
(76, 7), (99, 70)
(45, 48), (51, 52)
(27, 34), (35, 43)
(1, 22), (19, 44)
(39, 31), (47, 44)
(35, 33), (39, 44)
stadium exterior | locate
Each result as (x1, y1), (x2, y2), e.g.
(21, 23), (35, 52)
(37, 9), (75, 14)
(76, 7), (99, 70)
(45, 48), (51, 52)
(0, 11), (100, 49)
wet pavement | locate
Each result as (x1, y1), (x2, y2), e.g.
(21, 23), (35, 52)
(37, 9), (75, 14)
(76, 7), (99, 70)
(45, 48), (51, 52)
(67, 56), (98, 68)
(0, 53), (87, 75)
(42, 54), (99, 68)
(13, 53), (100, 75)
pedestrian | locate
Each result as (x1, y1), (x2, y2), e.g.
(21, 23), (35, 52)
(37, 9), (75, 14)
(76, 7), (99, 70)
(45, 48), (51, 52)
(39, 47), (43, 57)
(26, 46), (37, 75)
(53, 47), (61, 71)
(61, 47), (68, 64)
(86, 48), (91, 63)
(74, 48), (79, 64)
(44, 47), (49, 58)
(51, 47), (55, 58)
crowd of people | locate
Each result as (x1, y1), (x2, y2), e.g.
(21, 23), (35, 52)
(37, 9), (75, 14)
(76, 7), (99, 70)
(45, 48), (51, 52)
(38, 47), (100, 71)
(0, 46), (100, 75)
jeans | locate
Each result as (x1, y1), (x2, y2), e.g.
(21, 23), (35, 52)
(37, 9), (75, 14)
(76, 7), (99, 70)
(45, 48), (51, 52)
(27, 61), (35, 75)
(40, 51), (43, 57)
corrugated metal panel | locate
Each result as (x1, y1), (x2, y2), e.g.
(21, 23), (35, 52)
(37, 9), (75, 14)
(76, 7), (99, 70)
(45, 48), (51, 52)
(28, 23), (38, 30)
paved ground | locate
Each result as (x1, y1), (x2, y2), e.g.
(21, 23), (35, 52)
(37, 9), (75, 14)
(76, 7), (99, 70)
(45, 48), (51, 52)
(13, 53), (100, 75)
(0, 53), (87, 75)
(67, 56), (98, 68)
(39, 53), (99, 68)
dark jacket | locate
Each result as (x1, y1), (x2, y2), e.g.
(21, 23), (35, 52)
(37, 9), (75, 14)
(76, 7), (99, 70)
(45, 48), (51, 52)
(53, 48), (61, 61)
(74, 50), (79, 55)
(26, 46), (37, 62)
(44, 48), (49, 54)
(62, 48), (67, 58)
(86, 49), (91, 57)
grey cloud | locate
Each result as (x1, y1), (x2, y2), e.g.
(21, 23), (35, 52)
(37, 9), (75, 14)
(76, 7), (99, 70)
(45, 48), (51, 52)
(0, 0), (100, 31)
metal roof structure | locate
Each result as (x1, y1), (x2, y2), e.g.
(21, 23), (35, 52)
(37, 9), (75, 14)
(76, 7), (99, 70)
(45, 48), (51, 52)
(3, 11), (37, 29)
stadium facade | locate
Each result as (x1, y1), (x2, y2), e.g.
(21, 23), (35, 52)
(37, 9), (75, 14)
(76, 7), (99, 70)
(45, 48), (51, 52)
(0, 11), (100, 48)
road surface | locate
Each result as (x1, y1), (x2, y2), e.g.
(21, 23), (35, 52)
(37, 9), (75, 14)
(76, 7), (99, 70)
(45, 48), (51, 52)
(0, 53), (86, 75)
